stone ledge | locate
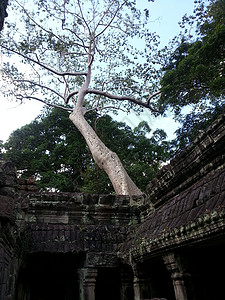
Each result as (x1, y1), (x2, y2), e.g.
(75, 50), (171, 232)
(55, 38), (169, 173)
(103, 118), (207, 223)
(19, 192), (143, 209)
(120, 208), (225, 262)
(145, 112), (225, 209)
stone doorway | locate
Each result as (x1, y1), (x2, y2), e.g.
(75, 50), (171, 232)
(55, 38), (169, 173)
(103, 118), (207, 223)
(134, 258), (175, 300)
(183, 241), (225, 300)
(95, 267), (122, 300)
(16, 252), (85, 300)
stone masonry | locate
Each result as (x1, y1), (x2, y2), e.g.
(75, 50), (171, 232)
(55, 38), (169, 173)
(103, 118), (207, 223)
(0, 112), (224, 300)
(1, 4), (225, 300)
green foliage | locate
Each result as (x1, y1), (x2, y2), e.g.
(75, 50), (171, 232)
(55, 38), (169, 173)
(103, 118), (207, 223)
(159, 0), (225, 149)
(3, 108), (89, 191)
(3, 108), (171, 193)
(3, 0), (224, 192)
(0, 0), (162, 115)
(0, 0), (172, 194)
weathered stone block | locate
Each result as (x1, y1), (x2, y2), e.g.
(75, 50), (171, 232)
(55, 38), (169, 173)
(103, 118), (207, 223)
(0, 172), (6, 187)
(0, 161), (16, 176)
(5, 175), (17, 188)
(83, 194), (99, 205)
(0, 187), (15, 197)
(27, 185), (38, 192)
(17, 178), (26, 185)
(0, 195), (14, 222)
(99, 194), (115, 206)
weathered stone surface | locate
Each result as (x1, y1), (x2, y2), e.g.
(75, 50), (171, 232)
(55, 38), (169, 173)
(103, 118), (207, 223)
(0, 161), (17, 224)
(0, 195), (14, 222)
(120, 112), (225, 263)
(145, 113), (225, 209)
(149, 298), (167, 300)
(25, 204), (131, 256)
(0, 161), (17, 188)
(0, 112), (225, 300)
(17, 177), (38, 192)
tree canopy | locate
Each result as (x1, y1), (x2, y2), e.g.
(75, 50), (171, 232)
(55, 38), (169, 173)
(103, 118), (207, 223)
(158, 0), (225, 149)
(0, 0), (224, 194)
(1, 0), (160, 113)
(0, 0), (163, 196)
(2, 108), (171, 193)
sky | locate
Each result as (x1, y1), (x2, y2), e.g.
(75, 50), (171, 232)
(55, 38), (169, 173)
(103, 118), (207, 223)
(0, 0), (196, 142)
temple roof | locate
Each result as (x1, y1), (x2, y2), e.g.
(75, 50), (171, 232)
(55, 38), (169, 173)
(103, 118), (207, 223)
(120, 112), (225, 262)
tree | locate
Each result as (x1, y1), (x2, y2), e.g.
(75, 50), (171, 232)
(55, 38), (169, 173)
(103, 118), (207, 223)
(0, 0), (161, 196)
(158, 0), (225, 149)
(3, 108), (171, 193)
(3, 108), (91, 191)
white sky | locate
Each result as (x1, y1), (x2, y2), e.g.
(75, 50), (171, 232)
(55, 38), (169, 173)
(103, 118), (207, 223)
(0, 0), (196, 142)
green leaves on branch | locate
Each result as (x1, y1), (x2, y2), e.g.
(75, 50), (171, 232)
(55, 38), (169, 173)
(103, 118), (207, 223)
(159, 0), (225, 149)
(2, 108), (171, 193)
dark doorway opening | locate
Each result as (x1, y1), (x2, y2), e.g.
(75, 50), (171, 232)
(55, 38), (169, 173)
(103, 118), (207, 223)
(139, 258), (175, 300)
(95, 268), (121, 300)
(185, 241), (225, 300)
(16, 252), (85, 300)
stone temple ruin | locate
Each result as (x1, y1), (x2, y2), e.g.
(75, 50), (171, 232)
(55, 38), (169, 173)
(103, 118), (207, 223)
(1, 4), (225, 299)
(1, 111), (225, 300)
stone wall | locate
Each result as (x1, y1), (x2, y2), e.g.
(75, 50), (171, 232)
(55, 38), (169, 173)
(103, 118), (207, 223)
(1, 0), (224, 298)
(0, 160), (20, 300)
(0, 160), (143, 299)
(118, 112), (225, 300)
(0, 111), (225, 300)
(120, 113), (225, 262)
(19, 191), (142, 267)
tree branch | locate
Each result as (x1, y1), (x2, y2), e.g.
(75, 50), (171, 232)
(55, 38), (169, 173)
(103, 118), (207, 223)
(61, 26), (89, 50)
(65, 90), (80, 104)
(16, 94), (73, 112)
(146, 91), (161, 105)
(15, 0), (67, 46)
(16, 80), (64, 100)
(1, 45), (88, 77)
(77, 0), (92, 37)
(94, 1), (116, 35)
(97, 23), (127, 34)
(86, 89), (160, 112)
(86, 105), (126, 114)
(95, 2), (124, 39)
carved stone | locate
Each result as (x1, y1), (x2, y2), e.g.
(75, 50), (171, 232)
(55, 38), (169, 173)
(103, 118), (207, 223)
(0, 113), (225, 299)
(78, 268), (98, 300)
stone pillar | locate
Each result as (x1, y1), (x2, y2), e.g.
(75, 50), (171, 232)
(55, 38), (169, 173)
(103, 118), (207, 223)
(132, 265), (148, 300)
(120, 268), (134, 300)
(78, 268), (98, 300)
(133, 276), (146, 300)
(0, 160), (20, 300)
(163, 253), (190, 300)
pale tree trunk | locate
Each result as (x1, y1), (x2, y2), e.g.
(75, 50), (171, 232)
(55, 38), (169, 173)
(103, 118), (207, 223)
(69, 105), (143, 196)
(69, 51), (142, 197)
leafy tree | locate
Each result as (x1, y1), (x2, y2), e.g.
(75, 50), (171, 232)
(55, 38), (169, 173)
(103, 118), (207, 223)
(82, 115), (171, 193)
(3, 108), (90, 191)
(158, 0), (225, 149)
(3, 108), (171, 193)
(0, 0), (162, 196)
(2, 0), (222, 194)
